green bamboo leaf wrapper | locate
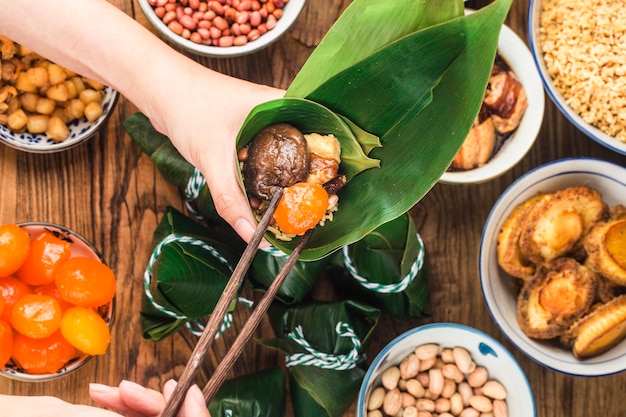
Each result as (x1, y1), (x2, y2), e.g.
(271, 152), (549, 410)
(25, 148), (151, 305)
(258, 300), (381, 417)
(247, 249), (331, 304)
(328, 213), (430, 318)
(239, 0), (512, 260)
(140, 207), (245, 341)
(287, 0), (465, 97)
(126, 0), (512, 262)
(208, 367), (286, 417)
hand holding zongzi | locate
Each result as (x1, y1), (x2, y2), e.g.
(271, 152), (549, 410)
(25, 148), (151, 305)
(0, 0), (283, 244)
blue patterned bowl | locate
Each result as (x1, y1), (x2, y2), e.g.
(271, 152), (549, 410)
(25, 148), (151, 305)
(357, 322), (535, 417)
(480, 158), (626, 377)
(0, 86), (118, 153)
(528, 0), (626, 155)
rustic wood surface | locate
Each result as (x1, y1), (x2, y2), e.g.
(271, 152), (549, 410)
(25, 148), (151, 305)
(1, 0), (626, 416)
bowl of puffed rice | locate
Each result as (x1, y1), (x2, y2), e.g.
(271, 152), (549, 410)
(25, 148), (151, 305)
(0, 37), (118, 153)
(528, 0), (626, 155)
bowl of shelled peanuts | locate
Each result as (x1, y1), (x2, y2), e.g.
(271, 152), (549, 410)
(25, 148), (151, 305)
(480, 158), (626, 377)
(0, 36), (118, 153)
(528, 0), (626, 155)
(358, 323), (535, 417)
(137, 0), (307, 58)
(0, 222), (116, 382)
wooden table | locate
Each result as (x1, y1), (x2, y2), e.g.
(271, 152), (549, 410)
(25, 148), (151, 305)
(1, 0), (625, 416)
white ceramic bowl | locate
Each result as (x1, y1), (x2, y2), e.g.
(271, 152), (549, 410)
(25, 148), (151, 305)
(480, 158), (626, 376)
(138, 0), (306, 58)
(0, 222), (115, 382)
(440, 17), (545, 184)
(528, 0), (626, 155)
(0, 86), (118, 153)
(357, 322), (536, 417)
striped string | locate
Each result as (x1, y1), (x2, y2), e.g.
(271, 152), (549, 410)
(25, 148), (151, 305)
(285, 322), (362, 370)
(342, 234), (425, 294)
(143, 233), (237, 338)
(184, 167), (207, 220)
(186, 297), (254, 337)
(260, 245), (287, 257)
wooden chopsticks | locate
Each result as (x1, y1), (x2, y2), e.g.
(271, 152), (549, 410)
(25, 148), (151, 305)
(202, 227), (313, 401)
(159, 188), (309, 417)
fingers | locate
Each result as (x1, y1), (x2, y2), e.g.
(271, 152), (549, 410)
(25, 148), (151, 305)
(89, 380), (165, 417)
(162, 380), (211, 417)
(90, 380), (211, 417)
(199, 147), (259, 244)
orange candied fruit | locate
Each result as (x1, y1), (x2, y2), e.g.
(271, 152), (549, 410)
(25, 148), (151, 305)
(34, 282), (73, 312)
(60, 306), (110, 355)
(0, 320), (12, 367)
(17, 230), (71, 286)
(10, 293), (62, 338)
(274, 182), (329, 235)
(0, 224), (31, 278)
(12, 330), (76, 374)
(55, 257), (116, 308)
(0, 275), (33, 322)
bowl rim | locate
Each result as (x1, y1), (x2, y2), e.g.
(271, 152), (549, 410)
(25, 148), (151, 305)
(357, 322), (536, 417)
(479, 157), (626, 377)
(0, 222), (116, 382)
(527, 0), (626, 156)
(137, 0), (307, 58)
(439, 12), (545, 184)
(0, 87), (119, 154)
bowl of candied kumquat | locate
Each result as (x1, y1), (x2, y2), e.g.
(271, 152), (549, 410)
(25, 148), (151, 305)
(0, 222), (116, 381)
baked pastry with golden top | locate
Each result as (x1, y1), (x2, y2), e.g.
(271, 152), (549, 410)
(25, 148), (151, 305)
(518, 186), (608, 264)
(517, 257), (596, 339)
(497, 193), (546, 280)
(561, 294), (626, 359)
(584, 207), (626, 286)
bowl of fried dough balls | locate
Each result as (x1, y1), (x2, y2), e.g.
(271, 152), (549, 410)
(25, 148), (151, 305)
(480, 157), (626, 376)
(0, 36), (118, 153)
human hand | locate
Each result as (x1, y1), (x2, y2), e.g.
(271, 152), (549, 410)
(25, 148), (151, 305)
(146, 63), (285, 243)
(0, 380), (209, 417)
(89, 379), (210, 417)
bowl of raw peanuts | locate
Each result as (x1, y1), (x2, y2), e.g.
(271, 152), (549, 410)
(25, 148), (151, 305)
(0, 222), (116, 382)
(137, 0), (307, 57)
(0, 36), (118, 153)
(358, 323), (536, 417)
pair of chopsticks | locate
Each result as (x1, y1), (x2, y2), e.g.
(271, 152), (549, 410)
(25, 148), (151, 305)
(160, 188), (313, 417)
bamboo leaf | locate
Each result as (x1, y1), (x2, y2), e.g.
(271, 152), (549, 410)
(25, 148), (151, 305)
(139, 207), (246, 341)
(247, 250), (331, 304)
(287, 0), (465, 97)
(208, 368), (286, 417)
(123, 113), (194, 188)
(251, 0), (512, 260)
(258, 300), (380, 417)
(328, 213), (430, 318)
(236, 97), (380, 182)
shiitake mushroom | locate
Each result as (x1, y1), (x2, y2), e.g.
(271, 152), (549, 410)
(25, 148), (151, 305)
(243, 123), (310, 201)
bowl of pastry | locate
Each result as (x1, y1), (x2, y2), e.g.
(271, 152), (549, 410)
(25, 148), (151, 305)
(439, 15), (545, 184)
(357, 322), (535, 417)
(480, 158), (626, 376)
(528, 0), (626, 155)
